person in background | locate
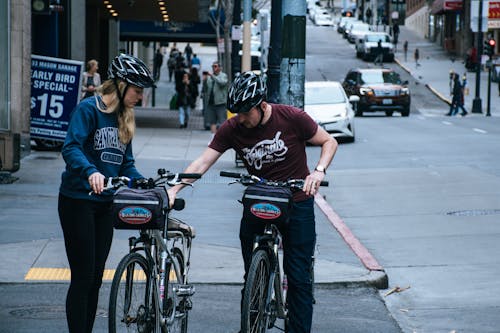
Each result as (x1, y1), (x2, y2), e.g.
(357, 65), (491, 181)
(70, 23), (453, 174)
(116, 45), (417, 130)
(81, 59), (101, 100)
(403, 40), (408, 62)
(414, 48), (420, 67)
(184, 42), (193, 66)
(58, 54), (154, 333)
(166, 71), (338, 333)
(374, 40), (384, 66)
(191, 53), (201, 71)
(446, 73), (467, 116)
(153, 48), (164, 82)
(176, 71), (197, 128)
(202, 61), (229, 134)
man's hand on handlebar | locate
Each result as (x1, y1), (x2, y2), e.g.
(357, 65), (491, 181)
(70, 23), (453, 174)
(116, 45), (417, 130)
(304, 170), (326, 196)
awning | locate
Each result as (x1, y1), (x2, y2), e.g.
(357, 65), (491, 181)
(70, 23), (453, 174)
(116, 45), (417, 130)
(431, 0), (463, 15)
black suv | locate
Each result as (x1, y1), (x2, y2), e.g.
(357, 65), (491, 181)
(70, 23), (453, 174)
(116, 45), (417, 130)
(342, 68), (410, 117)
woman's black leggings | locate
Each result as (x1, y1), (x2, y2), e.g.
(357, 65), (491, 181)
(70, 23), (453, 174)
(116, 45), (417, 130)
(58, 194), (113, 333)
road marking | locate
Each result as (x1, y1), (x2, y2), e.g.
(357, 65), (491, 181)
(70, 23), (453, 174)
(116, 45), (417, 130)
(25, 267), (177, 282)
(442, 121), (452, 125)
(314, 194), (384, 272)
(473, 128), (487, 134)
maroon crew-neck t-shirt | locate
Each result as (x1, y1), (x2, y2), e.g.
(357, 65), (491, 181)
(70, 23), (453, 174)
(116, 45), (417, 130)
(209, 103), (318, 202)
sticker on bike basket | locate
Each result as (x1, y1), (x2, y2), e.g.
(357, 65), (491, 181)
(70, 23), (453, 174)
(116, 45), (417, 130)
(118, 206), (153, 224)
(250, 202), (282, 219)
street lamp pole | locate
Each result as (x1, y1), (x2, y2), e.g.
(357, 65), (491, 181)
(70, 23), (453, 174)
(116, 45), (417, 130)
(472, 0), (484, 113)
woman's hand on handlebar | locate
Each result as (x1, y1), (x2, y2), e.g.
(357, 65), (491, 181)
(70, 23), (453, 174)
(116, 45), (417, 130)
(88, 172), (106, 194)
(304, 170), (325, 196)
(166, 187), (177, 210)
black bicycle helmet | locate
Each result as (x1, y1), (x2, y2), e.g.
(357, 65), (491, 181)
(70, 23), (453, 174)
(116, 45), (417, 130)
(227, 71), (267, 114)
(108, 53), (155, 88)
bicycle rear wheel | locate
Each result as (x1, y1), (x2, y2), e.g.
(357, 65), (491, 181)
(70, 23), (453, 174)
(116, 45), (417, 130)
(241, 249), (271, 333)
(162, 248), (188, 333)
(109, 252), (156, 333)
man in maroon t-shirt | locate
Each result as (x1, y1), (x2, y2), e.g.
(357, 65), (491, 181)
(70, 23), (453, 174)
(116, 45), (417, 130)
(167, 72), (338, 332)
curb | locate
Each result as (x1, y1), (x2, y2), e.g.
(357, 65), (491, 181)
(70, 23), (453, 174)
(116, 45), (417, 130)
(314, 194), (389, 289)
(395, 57), (452, 106)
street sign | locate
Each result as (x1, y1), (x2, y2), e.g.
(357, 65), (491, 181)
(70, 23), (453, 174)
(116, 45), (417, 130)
(30, 55), (83, 142)
(471, 0), (489, 32)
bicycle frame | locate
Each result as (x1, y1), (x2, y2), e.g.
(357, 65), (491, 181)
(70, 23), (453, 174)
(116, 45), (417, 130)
(253, 223), (287, 321)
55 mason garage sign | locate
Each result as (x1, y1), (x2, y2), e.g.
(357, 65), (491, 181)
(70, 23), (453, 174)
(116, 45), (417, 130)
(30, 55), (83, 142)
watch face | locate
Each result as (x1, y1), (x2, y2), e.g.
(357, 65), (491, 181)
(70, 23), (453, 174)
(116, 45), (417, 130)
(33, 0), (46, 12)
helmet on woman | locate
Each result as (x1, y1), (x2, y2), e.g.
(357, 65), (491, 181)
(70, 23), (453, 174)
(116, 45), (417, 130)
(227, 71), (267, 114)
(108, 54), (155, 88)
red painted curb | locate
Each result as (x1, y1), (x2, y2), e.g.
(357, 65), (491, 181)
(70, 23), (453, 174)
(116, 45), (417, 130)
(315, 193), (384, 272)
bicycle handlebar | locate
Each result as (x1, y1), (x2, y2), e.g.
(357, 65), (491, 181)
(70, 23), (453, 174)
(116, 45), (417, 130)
(219, 171), (329, 188)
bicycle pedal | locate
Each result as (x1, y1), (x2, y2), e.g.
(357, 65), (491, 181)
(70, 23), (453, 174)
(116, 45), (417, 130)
(175, 284), (195, 297)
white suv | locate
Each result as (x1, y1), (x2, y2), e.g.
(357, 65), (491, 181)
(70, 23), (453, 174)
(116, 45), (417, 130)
(355, 32), (394, 62)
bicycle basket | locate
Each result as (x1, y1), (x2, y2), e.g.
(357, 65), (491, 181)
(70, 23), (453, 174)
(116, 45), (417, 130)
(242, 183), (293, 225)
(112, 187), (168, 230)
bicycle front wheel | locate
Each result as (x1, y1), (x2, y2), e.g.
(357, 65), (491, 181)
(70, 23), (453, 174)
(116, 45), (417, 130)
(241, 249), (271, 333)
(109, 252), (156, 333)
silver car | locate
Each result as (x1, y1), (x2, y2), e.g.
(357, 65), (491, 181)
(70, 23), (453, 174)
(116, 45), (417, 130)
(304, 81), (359, 142)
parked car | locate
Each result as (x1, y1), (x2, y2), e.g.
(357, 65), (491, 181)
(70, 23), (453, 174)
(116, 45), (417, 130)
(346, 22), (371, 43)
(355, 32), (394, 62)
(314, 12), (334, 26)
(304, 81), (359, 142)
(342, 68), (410, 117)
(336, 16), (357, 34)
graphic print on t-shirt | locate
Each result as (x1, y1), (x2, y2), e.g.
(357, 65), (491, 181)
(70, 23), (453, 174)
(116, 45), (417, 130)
(241, 131), (288, 170)
(94, 127), (126, 165)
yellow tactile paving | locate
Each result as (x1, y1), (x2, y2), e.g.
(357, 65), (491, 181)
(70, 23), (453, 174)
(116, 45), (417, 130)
(25, 267), (177, 282)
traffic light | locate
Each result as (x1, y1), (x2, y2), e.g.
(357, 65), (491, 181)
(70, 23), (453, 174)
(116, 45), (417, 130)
(484, 38), (496, 58)
(32, 0), (50, 15)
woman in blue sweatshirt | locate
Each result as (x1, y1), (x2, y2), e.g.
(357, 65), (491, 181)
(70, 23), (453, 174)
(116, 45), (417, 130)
(58, 54), (154, 333)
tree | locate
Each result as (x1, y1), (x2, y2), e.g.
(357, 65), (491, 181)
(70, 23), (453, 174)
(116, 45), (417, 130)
(209, 0), (234, 79)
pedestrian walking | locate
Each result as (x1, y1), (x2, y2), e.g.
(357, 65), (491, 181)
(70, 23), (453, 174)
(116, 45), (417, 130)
(58, 54), (154, 333)
(202, 61), (229, 134)
(446, 73), (467, 116)
(414, 48), (420, 67)
(449, 69), (455, 95)
(403, 40), (408, 62)
(184, 42), (193, 65)
(80, 59), (101, 100)
(392, 22), (400, 48)
(374, 39), (384, 66)
(167, 54), (176, 82)
(166, 71), (338, 333)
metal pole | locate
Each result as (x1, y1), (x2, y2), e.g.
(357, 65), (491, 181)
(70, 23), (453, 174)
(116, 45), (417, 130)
(472, 0), (483, 113)
(267, 0), (282, 103)
(231, 0), (242, 79)
(279, 1), (306, 109)
(487, 62), (492, 116)
(241, 0), (252, 72)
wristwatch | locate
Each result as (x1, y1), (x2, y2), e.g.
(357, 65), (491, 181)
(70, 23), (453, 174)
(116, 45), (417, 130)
(315, 165), (326, 174)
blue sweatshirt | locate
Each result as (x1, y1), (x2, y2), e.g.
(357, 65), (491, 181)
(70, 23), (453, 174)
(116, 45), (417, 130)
(59, 96), (143, 201)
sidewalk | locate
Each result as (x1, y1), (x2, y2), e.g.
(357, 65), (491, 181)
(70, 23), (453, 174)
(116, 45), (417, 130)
(394, 26), (500, 116)
(0, 43), (388, 288)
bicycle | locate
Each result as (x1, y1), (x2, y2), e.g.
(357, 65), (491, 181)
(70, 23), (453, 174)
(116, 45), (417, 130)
(219, 171), (328, 333)
(103, 169), (202, 333)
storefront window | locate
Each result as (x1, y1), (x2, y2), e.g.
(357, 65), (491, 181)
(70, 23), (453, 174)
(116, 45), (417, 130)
(0, 2), (9, 130)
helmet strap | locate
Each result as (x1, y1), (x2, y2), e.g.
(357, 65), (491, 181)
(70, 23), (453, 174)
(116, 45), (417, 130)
(113, 79), (129, 113)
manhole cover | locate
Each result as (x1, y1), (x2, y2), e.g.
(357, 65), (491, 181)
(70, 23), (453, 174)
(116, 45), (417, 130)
(446, 209), (500, 216)
(9, 306), (106, 319)
(9, 306), (65, 319)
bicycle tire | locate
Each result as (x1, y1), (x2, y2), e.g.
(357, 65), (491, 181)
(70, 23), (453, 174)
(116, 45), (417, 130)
(162, 248), (188, 333)
(241, 249), (271, 333)
(109, 252), (157, 333)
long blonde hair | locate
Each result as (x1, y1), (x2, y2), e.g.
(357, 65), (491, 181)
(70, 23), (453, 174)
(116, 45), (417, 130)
(96, 79), (135, 144)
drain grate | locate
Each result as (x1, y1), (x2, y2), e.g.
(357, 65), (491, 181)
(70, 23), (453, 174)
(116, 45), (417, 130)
(446, 209), (500, 216)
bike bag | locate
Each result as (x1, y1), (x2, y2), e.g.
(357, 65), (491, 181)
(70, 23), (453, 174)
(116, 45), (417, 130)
(242, 183), (293, 225)
(111, 187), (168, 230)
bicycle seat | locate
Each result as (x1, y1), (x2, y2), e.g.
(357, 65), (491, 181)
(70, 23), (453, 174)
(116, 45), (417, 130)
(167, 217), (196, 238)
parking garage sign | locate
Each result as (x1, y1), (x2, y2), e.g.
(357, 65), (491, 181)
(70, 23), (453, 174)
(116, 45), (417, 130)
(30, 55), (83, 141)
